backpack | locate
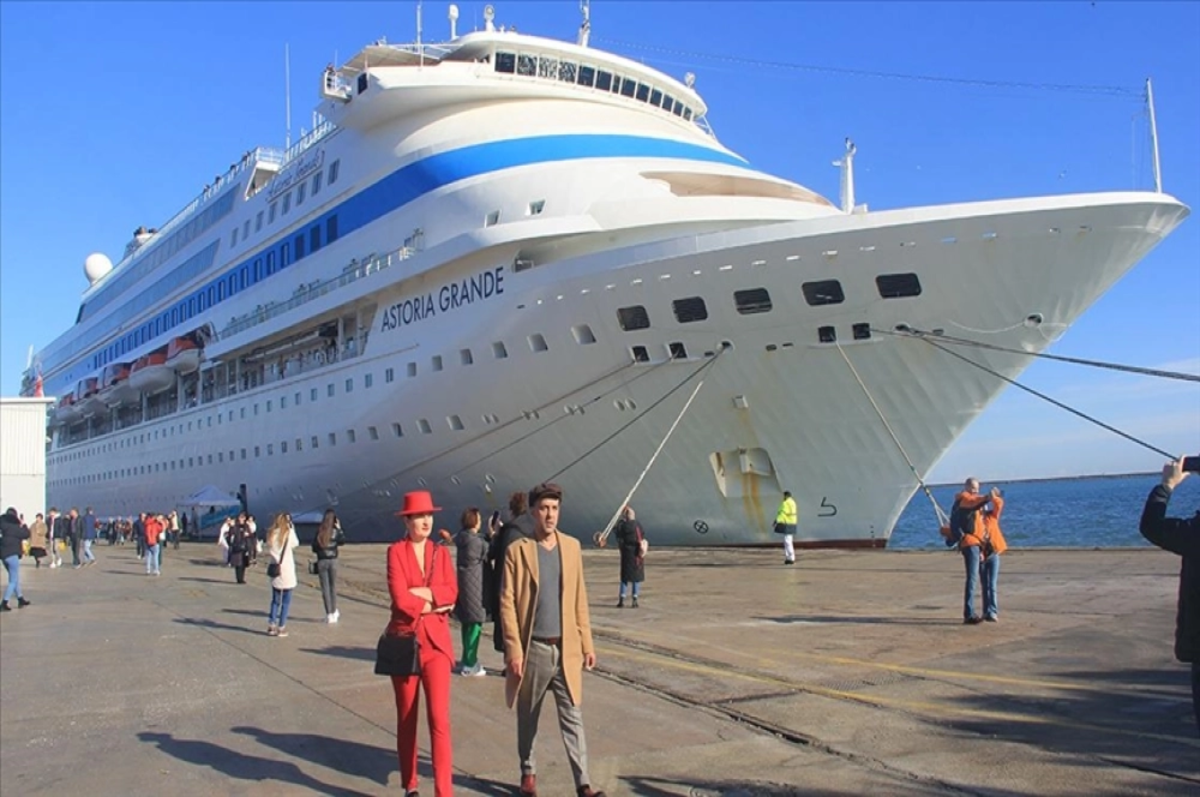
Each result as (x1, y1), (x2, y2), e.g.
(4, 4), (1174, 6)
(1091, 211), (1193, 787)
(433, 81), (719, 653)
(946, 500), (978, 548)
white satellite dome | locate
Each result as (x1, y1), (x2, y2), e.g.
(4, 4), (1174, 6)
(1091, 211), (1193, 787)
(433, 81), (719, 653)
(84, 252), (113, 285)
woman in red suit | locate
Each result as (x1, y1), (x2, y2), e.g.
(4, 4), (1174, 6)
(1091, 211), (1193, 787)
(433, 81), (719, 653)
(387, 490), (458, 796)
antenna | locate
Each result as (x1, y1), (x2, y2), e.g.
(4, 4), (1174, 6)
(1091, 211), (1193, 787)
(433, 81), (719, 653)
(449, 4), (459, 39)
(284, 43), (292, 150)
(1146, 78), (1163, 193)
(578, 0), (591, 47)
(833, 138), (857, 213)
(417, 0), (423, 68)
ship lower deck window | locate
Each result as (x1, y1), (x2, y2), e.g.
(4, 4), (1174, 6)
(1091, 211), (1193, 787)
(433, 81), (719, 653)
(819, 326), (836, 343)
(617, 305), (650, 331)
(493, 341), (508, 359)
(365, 373), (373, 388)
(876, 272), (922, 298)
(385, 367), (395, 383)
(295, 234), (306, 260)
(572, 325), (596, 344)
(802, 280), (845, 306)
(528, 334), (549, 352)
(328, 433), (337, 446)
(326, 215), (338, 243)
(460, 349), (474, 365)
(392, 422), (403, 437)
(346, 429), (356, 443)
(448, 415), (464, 431)
(631, 345), (650, 363)
(368, 426), (379, 440)
(432, 355), (443, 372)
(419, 419), (432, 434)
(734, 288), (772, 315)
(495, 52), (516, 73)
(407, 362), (417, 377)
(853, 323), (871, 340)
(310, 225), (321, 252)
(673, 296), (708, 323)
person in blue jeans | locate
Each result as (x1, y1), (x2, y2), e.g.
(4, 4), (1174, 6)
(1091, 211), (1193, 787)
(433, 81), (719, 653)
(265, 513), (300, 638)
(81, 506), (98, 566)
(1, 507), (32, 611)
(951, 478), (993, 624)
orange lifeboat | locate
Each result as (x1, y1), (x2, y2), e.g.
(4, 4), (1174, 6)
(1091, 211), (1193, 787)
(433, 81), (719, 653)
(53, 392), (80, 425)
(98, 362), (136, 407)
(129, 348), (173, 394)
(76, 376), (103, 417)
(166, 335), (202, 375)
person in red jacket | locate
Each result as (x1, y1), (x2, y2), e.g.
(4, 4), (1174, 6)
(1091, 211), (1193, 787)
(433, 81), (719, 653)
(143, 513), (164, 576)
(385, 491), (458, 797)
(978, 489), (1008, 622)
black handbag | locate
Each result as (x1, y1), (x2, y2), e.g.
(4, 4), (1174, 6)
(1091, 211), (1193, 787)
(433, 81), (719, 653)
(374, 633), (421, 676)
(375, 545), (438, 677)
(267, 561), (281, 578)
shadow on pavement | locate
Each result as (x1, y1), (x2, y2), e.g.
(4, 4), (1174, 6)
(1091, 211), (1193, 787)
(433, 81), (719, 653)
(298, 644), (375, 662)
(174, 616), (260, 636)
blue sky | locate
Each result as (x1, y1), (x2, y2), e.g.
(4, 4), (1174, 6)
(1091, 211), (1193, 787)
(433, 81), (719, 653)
(1, 1), (1197, 483)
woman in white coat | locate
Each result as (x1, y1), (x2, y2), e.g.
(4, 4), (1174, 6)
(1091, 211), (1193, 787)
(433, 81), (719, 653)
(265, 512), (300, 637)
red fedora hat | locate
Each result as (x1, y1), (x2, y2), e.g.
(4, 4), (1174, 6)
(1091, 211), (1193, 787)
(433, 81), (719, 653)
(395, 490), (441, 517)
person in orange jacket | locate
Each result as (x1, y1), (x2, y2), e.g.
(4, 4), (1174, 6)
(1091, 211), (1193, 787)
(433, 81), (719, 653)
(977, 488), (1007, 622)
(953, 478), (993, 624)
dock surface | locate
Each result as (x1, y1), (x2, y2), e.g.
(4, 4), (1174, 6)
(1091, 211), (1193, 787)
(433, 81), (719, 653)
(2, 542), (1197, 795)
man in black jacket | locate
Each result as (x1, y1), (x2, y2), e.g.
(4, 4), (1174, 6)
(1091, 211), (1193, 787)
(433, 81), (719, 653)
(1140, 455), (1199, 735)
(1, 507), (32, 611)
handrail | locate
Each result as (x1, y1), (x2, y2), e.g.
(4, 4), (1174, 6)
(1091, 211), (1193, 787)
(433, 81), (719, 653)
(219, 244), (420, 339)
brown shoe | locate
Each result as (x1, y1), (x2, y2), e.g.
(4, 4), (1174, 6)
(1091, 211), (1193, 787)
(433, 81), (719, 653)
(519, 773), (537, 796)
(577, 787), (606, 797)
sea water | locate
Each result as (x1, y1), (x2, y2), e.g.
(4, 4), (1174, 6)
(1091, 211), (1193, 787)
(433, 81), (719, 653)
(888, 472), (1200, 550)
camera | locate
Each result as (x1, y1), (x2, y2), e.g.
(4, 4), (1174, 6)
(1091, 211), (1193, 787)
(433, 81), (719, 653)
(1184, 456), (1200, 473)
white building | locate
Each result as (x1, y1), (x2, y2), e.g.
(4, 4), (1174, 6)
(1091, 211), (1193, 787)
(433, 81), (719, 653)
(0, 397), (54, 517)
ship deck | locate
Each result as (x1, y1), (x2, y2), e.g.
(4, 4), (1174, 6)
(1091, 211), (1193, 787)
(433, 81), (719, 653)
(2, 543), (1197, 795)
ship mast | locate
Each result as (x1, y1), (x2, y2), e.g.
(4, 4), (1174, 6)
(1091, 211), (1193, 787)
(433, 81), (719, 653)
(1146, 78), (1162, 193)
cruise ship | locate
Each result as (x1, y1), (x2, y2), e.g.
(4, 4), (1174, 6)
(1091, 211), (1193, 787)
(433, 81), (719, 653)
(20, 4), (1189, 546)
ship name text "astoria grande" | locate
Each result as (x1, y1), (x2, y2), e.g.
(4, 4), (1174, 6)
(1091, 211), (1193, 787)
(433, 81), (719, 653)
(379, 265), (506, 332)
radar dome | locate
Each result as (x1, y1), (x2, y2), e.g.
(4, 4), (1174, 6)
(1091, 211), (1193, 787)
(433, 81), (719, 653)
(84, 253), (114, 284)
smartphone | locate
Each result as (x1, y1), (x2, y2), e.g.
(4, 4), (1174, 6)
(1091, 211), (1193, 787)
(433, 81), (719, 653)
(1183, 456), (1200, 473)
(490, 510), (501, 526)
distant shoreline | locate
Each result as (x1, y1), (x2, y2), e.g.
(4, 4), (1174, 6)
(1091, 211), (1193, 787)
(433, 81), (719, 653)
(929, 471), (1158, 489)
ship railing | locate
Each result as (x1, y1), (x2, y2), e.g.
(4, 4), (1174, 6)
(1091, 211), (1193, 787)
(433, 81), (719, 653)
(279, 119), (336, 168)
(220, 244), (420, 338)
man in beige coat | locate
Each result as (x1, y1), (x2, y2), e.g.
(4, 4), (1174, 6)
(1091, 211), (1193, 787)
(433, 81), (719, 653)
(500, 482), (605, 797)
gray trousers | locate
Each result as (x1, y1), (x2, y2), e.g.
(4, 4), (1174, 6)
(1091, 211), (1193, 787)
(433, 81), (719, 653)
(317, 559), (338, 614)
(518, 639), (590, 788)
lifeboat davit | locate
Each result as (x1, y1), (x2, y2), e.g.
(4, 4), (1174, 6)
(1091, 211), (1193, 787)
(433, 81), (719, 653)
(166, 335), (202, 375)
(129, 348), (173, 394)
(98, 362), (137, 407)
(76, 377), (103, 417)
(53, 392), (79, 425)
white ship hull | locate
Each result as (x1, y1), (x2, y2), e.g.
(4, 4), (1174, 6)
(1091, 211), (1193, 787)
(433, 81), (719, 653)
(28, 24), (1188, 546)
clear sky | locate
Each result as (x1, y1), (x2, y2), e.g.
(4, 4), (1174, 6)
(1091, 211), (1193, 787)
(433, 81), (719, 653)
(1, 1), (1197, 483)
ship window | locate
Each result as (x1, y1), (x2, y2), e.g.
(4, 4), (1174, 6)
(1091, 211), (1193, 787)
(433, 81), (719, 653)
(617, 305), (651, 331)
(407, 362), (417, 377)
(269, 203), (277, 223)
(327, 383), (335, 397)
(572, 324), (596, 344)
(559, 61), (577, 83)
(365, 373), (373, 388)
(493, 341), (508, 359)
(345, 378), (353, 393)
(311, 435), (319, 448)
(295, 391), (301, 404)
(292, 234), (304, 259)
(228, 274), (236, 295)
(595, 70), (612, 91)
(673, 102), (684, 117)
(636, 83), (650, 102)
(876, 272), (922, 298)
(281, 242), (291, 266)
(329, 432), (337, 446)
(297, 182), (306, 205)
(460, 348), (473, 365)
(326, 215), (338, 243)
(368, 426), (379, 440)
(256, 211), (263, 231)
(650, 88), (663, 107)
(734, 288), (773, 315)
(495, 51), (516, 73)
(312, 171), (322, 194)
(853, 323), (872, 340)
(620, 77), (637, 97)
(819, 326), (836, 343)
(328, 160), (340, 184)
(243, 219), (250, 238)
(280, 395), (288, 408)
(231, 228), (238, 246)
(240, 266), (248, 289)
(310, 388), (317, 401)
(346, 429), (356, 443)
(282, 193), (291, 214)
(385, 367), (394, 383)
(267, 251), (276, 274)
(253, 258), (262, 281)
(419, 419), (432, 434)
(392, 422), (403, 437)
(662, 96), (675, 113)
(528, 333), (549, 352)
(538, 56), (558, 79)
(673, 296), (708, 323)
(295, 438), (301, 451)
(631, 345), (650, 362)
(431, 355), (443, 372)
(802, 280), (845, 306)
(241, 448), (247, 459)
(281, 441), (288, 454)
(517, 54), (536, 76)
(669, 342), (688, 359)
(577, 64), (595, 86)
(684, 108), (693, 121)
(528, 200), (545, 215)
(485, 210), (500, 227)
(310, 225), (321, 252)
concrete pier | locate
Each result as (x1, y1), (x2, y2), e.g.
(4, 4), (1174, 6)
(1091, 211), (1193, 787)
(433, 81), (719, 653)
(2, 543), (1197, 795)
